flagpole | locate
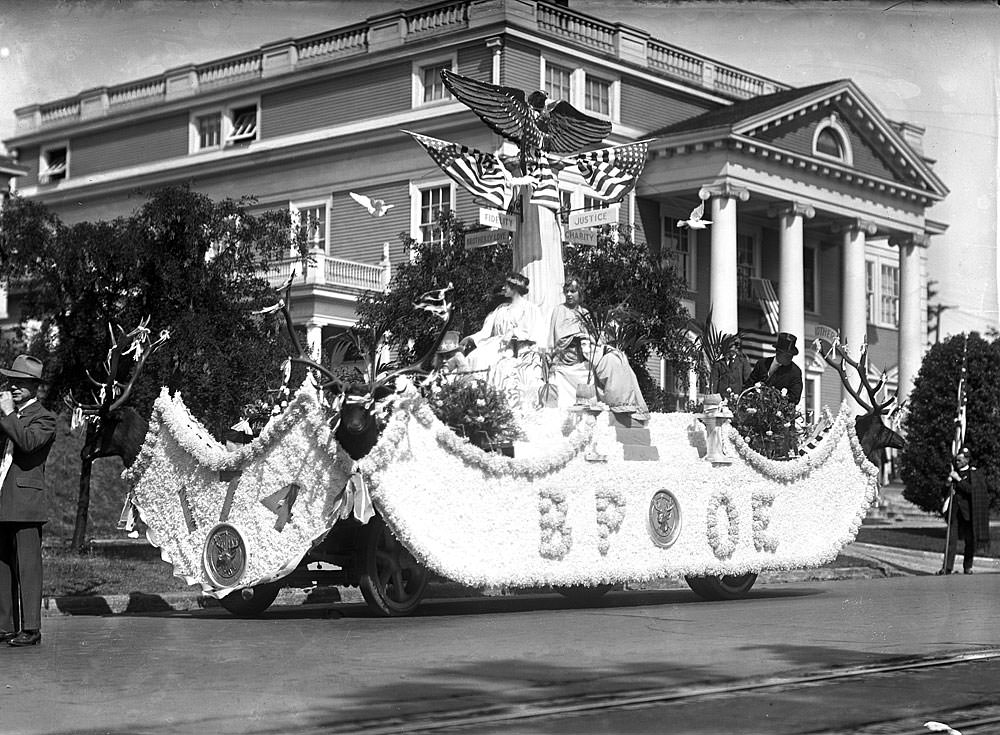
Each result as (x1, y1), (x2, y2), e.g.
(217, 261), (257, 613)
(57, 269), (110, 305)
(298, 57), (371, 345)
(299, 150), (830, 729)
(941, 334), (969, 574)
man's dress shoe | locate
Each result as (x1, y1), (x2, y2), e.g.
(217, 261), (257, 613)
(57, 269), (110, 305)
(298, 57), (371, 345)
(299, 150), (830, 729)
(0, 631), (16, 644)
(8, 630), (41, 647)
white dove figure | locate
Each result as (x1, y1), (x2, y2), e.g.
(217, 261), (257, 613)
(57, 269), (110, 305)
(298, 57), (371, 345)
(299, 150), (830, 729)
(924, 721), (963, 735)
(678, 201), (712, 229)
(349, 191), (395, 217)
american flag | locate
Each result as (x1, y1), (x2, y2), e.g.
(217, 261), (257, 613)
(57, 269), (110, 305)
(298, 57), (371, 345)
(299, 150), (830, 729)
(952, 336), (969, 458)
(405, 131), (514, 211)
(566, 140), (651, 203)
(528, 155), (561, 212)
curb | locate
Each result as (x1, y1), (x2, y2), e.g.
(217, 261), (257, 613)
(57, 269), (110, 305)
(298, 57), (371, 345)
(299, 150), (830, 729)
(41, 567), (888, 617)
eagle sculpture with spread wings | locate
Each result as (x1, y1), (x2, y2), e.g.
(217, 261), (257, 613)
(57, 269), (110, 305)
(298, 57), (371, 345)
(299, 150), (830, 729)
(440, 69), (612, 173)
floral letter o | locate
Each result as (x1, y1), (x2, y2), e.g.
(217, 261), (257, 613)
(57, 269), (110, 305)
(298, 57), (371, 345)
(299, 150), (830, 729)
(706, 490), (739, 559)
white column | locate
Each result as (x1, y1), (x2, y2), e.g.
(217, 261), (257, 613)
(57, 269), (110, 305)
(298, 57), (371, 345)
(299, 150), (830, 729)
(890, 232), (928, 404)
(305, 320), (323, 360)
(700, 183), (749, 336)
(487, 37), (502, 85)
(774, 203), (815, 383)
(839, 219), (877, 406)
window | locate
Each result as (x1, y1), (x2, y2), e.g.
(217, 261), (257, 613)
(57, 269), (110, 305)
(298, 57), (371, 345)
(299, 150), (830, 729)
(545, 64), (572, 102)
(584, 75), (611, 116)
(539, 58), (618, 122)
(39, 144), (68, 184)
(190, 100), (259, 153)
(226, 105), (258, 146)
(196, 113), (222, 150)
(662, 216), (694, 289)
(736, 233), (758, 303)
(865, 256), (899, 327)
(812, 113), (853, 164)
(292, 201), (329, 253)
(803, 244), (817, 313)
(413, 57), (455, 107)
(816, 129), (844, 159)
(412, 184), (452, 246)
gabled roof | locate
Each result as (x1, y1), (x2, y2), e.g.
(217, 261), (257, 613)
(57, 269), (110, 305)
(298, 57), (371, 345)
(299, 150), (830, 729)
(649, 81), (840, 137)
(648, 79), (948, 200)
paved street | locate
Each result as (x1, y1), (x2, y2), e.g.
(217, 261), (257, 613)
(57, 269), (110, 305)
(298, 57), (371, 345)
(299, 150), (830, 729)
(3, 573), (999, 735)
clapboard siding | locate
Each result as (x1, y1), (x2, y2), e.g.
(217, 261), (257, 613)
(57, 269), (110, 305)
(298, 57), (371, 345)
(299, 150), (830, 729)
(503, 39), (540, 91)
(72, 114), (188, 176)
(456, 44), (492, 79)
(329, 181), (411, 264)
(263, 63), (410, 139)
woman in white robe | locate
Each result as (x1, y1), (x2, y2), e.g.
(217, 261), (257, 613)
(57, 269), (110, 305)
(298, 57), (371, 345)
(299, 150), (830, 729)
(548, 277), (649, 421)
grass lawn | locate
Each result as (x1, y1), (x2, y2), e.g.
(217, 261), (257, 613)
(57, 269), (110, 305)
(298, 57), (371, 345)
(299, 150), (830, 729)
(854, 524), (1000, 558)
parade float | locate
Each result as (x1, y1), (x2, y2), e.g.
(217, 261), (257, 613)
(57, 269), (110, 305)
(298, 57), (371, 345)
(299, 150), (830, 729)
(119, 71), (903, 617)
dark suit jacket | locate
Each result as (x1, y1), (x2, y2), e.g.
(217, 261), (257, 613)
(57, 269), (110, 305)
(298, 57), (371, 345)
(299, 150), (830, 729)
(0, 400), (57, 523)
(949, 466), (991, 550)
(744, 357), (803, 405)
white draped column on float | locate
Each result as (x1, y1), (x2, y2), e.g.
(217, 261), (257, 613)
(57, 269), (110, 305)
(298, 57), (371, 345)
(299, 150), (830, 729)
(772, 202), (815, 392)
(890, 232), (929, 405)
(700, 183), (749, 337)
(512, 187), (565, 332)
(838, 218), (877, 407)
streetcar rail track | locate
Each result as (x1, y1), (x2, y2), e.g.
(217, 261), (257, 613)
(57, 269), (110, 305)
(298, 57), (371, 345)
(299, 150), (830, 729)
(314, 648), (1000, 735)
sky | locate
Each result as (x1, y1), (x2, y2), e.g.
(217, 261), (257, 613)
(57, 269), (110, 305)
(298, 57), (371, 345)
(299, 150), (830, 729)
(0, 0), (996, 338)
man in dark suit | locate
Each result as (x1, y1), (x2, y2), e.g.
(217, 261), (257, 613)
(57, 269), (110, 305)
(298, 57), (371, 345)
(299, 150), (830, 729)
(743, 332), (803, 406)
(939, 446), (991, 575)
(0, 355), (57, 647)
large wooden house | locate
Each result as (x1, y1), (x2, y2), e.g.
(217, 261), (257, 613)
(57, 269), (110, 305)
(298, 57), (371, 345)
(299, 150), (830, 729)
(2, 0), (947, 418)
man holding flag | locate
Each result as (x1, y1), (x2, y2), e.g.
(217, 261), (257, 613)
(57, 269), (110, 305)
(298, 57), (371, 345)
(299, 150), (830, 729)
(938, 337), (990, 574)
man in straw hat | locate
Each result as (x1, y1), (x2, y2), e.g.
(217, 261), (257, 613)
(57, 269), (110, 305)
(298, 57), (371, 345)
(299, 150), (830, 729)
(743, 331), (803, 406)
(0, 355), (57, 647)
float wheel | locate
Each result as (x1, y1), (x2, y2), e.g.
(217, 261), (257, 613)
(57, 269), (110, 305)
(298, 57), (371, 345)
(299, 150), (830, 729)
(554, 584), (612, 604)
(684, 572), (758, 601)
(358, 516), (429, 617)
(219, 581), (282, 617)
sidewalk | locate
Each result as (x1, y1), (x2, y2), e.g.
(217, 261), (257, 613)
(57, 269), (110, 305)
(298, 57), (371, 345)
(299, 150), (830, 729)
(42, 539), (981, 618)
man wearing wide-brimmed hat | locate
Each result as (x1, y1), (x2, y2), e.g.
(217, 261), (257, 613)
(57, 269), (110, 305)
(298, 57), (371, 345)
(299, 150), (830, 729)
(0, 354), (57, 647)
(743, 332), (803, 406)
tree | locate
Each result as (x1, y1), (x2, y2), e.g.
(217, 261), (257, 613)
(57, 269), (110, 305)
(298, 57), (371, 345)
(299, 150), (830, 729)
(356, 213), (693, 397)
(0, 186), (309, 548)
(899, 333), (1000, 513)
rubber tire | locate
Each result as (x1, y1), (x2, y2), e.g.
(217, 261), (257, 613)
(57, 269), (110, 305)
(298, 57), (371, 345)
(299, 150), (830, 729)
(219, 581), (282, 617)
(554, 584), (612, 604)
(684, 572), (758, 601)
(358, 517), (429, 617)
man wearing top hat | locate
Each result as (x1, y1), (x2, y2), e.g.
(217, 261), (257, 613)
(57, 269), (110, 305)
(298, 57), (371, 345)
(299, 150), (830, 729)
(0, 355), (57, 647)
(743, 332), (803, 406)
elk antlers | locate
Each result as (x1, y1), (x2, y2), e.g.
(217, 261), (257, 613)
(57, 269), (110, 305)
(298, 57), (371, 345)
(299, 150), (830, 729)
(815, 337), (896, 416)
(66, 316), (171, 423)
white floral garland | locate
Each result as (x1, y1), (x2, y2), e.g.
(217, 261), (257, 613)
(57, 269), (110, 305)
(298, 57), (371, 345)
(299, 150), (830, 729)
(538, 486), (572, 560)
(123, 381), (335, 483)
(706, 489), (739, 559)
(405, 397), (596, 478)
(726, 402), (853, 482)
(595, 488), (626, 555)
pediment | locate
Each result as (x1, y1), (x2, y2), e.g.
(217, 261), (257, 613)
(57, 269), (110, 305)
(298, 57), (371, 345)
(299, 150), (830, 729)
(732, 81), (945, 196)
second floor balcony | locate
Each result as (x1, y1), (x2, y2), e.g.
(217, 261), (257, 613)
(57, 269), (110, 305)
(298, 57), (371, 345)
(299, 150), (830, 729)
(268, 251), (391, 293)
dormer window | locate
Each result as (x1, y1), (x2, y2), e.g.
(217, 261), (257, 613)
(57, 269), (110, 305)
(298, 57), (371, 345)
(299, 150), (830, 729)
(39, 144), (68, 184)
(189, 99), (260, 154)
(812, 114), (853, 165)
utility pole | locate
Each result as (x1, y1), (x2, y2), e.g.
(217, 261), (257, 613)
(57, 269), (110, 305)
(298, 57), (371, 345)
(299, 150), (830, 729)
(926, 280), (954, 344)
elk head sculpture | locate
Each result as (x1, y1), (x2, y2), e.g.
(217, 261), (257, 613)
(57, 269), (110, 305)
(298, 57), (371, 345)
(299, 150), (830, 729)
(818, 338), (905, 464)
(260, 277), (454, 459)
(65, 317), (170, 551)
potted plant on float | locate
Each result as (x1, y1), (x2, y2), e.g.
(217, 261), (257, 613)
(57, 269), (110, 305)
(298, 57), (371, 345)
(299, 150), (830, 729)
(731, 384), (804, 460)
(424, 376), (520, 456)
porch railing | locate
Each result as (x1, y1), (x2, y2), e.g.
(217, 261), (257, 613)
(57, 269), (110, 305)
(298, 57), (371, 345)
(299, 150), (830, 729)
(267, 252), (390, 292)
